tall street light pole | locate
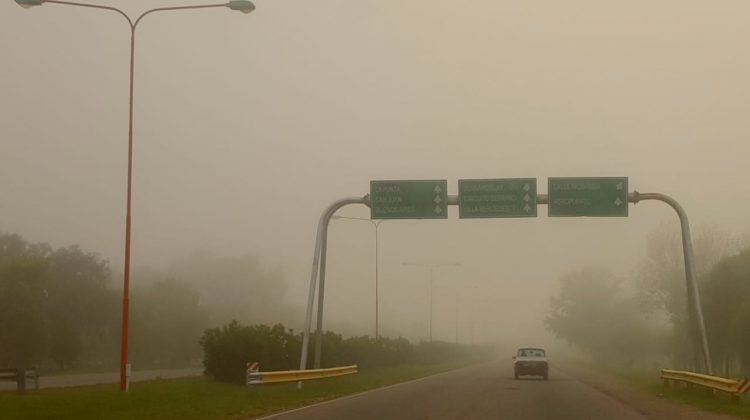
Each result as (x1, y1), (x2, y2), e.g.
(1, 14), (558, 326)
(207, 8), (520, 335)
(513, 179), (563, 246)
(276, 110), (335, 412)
(402, 262), (461, 342)
(331, 216), (388, 340)
(15, 0), (255, 392)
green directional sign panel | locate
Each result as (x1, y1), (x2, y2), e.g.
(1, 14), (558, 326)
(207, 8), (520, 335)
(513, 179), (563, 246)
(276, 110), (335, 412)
(548, 177), (628, 217)
(370, 180), (448, 219)
(458, 178), (537, 218)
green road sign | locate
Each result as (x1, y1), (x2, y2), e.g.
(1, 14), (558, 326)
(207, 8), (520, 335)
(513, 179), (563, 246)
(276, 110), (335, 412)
(370, 180), (448, 219)
(458, 178), (537, 218)
(548, 177), (628, 217)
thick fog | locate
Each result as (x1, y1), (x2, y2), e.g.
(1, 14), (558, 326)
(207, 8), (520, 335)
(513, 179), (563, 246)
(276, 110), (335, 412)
(2, 0), (749, 351)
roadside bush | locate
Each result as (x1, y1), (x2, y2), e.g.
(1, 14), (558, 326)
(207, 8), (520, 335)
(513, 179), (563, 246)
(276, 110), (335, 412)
(201, 321), (492, 384)
(200, 321), (299, 384)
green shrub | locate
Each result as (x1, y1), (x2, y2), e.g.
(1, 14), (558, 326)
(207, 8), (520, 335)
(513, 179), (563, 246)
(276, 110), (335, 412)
(201, 321), (491, 384)
(200, 321), (299, 384)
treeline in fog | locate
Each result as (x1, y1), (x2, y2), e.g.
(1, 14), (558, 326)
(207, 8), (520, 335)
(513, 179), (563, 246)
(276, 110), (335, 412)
(0, 233), (295, 372)
(545, 223), (750, 376)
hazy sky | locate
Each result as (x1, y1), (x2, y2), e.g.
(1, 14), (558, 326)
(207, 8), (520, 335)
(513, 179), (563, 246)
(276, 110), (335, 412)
(2, 0), (749, 344)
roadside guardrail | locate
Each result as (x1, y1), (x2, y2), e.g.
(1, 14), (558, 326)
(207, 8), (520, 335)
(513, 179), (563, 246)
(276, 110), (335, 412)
(0, 367), (40, 393)
(246, 365), (358, 385)
(661, 368), (750, 403)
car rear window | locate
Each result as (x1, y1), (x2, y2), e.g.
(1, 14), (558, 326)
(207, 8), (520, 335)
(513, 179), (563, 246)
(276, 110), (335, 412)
(517, 348), (545, 357)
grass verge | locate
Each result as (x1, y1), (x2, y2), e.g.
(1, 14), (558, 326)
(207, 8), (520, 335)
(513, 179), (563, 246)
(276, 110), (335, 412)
(580, 362), (750, 419)
(0, 363), (464, 420)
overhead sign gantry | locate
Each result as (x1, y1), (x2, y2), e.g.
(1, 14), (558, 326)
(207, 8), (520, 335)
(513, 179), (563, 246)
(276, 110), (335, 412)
(298, 176), (713, 382)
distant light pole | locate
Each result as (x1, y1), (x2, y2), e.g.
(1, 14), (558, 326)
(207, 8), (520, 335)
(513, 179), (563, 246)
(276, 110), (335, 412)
(331, 216), (388, 340)
(15, 0), (255, 392)
(402, 262), (461, 342)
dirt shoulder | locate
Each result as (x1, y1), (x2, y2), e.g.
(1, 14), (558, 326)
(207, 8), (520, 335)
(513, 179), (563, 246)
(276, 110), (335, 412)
(555, 362), (742, 419)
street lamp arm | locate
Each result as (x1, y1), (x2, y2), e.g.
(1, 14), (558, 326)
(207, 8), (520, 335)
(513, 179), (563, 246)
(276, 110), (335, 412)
(44, 0), (132, 26)
(37, 2), (247, 29)
(133, 3), (229, 29)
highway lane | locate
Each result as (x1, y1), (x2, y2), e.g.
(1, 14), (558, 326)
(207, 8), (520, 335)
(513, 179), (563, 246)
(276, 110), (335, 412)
(257, 361), (731, 420)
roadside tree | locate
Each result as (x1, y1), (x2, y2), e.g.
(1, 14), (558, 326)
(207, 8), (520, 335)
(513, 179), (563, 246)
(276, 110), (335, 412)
(702, 246), (750, 376)
(546, 267), (659, 367)
(0, 234), (51, 367)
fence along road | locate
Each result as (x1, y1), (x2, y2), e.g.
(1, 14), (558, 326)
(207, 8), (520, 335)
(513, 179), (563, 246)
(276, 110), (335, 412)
(0, 367), (202, 392)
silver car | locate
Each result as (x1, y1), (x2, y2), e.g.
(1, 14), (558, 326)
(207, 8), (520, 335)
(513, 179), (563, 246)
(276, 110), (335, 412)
(513, 347), (548, 380)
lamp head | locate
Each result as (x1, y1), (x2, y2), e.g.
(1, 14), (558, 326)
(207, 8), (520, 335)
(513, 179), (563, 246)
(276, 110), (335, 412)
(227, 0), (255, 14)
(15, 0), (44, 8)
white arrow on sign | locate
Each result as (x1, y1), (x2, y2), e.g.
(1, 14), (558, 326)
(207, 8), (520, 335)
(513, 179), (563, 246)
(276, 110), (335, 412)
(434, 205), (442, 214)
(434, 185), (441, 193)
(434, 196), (442, 204)
(616, 182), (624, 190)
(523, 184), (530, 192)
(524, 194), (531, 202)
(524, 204), (531, 212)
(615, 197), (623, 206)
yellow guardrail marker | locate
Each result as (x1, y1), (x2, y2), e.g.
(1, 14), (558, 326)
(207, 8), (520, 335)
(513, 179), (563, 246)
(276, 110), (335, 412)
(247, 365), (358, 386)
(660, 368), (748, 403)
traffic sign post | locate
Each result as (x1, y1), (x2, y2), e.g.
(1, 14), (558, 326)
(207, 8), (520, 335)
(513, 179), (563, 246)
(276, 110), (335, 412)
(548, 177), (628, 217)
(458, 178), (537, 218)
(370, 180), (448, 219)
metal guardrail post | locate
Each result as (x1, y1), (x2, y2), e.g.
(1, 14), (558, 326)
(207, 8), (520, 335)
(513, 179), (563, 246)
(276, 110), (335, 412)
(17, 368), (26, 393)
(0, 367), (38, 393)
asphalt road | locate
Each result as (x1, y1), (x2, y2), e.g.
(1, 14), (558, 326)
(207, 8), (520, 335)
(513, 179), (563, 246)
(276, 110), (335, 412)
(257, 361), (725, 420)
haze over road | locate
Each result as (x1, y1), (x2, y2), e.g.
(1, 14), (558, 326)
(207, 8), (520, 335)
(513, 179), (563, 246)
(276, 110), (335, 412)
(259, 361), (735, 420)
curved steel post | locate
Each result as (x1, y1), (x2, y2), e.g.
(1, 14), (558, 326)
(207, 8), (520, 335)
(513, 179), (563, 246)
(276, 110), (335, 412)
(630, 191), (712, 374)
(299, 196), (369, 374)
